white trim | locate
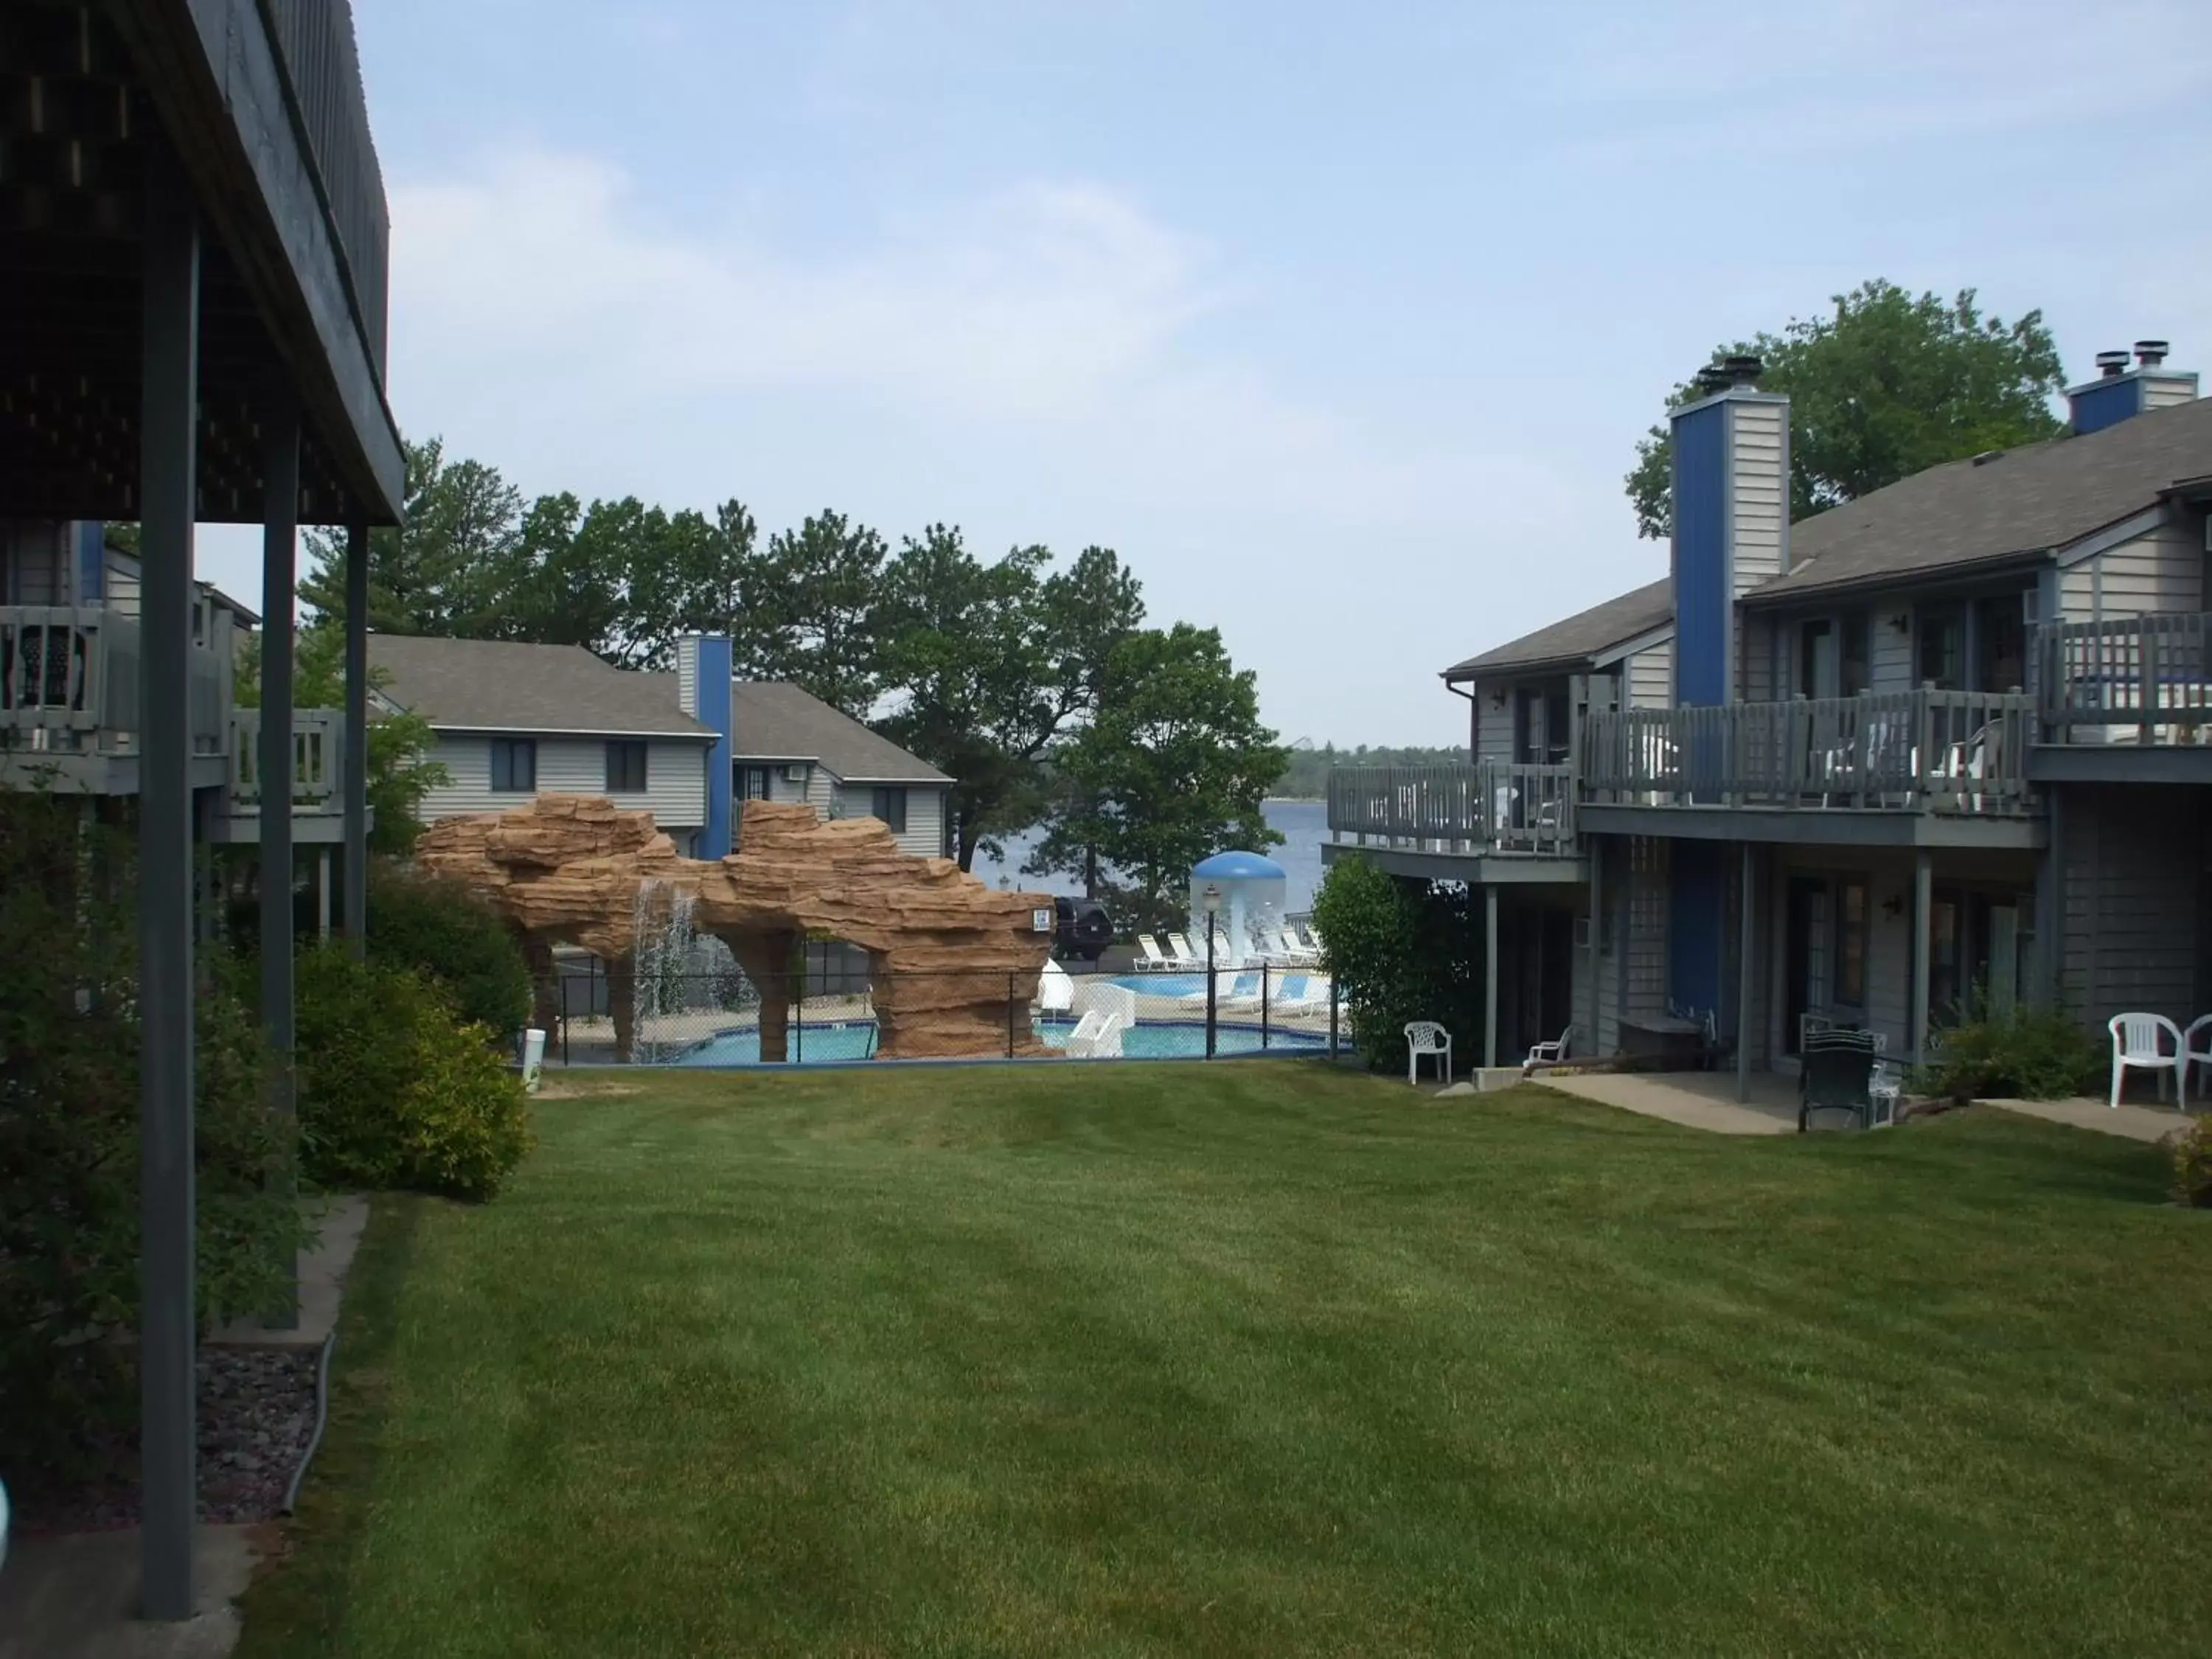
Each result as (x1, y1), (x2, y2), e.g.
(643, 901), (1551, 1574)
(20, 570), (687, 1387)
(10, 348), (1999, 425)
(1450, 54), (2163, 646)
(1589, 622), (1677, 670)
(428, 722), (715, 741)
(2053, 503), (2174, 568)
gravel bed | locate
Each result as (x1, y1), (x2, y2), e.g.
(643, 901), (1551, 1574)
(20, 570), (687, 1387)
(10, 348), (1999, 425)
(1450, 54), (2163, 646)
(13, 1344), (319, 1534)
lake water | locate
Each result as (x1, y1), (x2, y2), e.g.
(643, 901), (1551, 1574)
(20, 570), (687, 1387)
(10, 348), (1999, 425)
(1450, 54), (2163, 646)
(969, 798), (1328, 914)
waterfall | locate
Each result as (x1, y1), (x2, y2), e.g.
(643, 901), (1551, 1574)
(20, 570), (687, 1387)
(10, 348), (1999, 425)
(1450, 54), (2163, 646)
(630, 878), (699, 1062)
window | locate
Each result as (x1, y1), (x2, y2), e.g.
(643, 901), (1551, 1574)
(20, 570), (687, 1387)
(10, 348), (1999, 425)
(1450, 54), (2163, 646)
(1974, 594), (2025, 693)
(1834, 878), (1868, 1008)
(869, 786), (908, 834)
(1839, 611), (1871, 698)
(490, 737), (536, 793)
(740, 765), (773, 800)
(1798, 618), (1836, 699)
(605, 740), (648, 793)
(1916, 605), (1965, 689)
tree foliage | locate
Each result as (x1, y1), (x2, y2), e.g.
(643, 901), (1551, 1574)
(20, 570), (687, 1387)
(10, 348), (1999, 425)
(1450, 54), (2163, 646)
(1275, 742), (1471, 800)
(1624, 281), (2067, 540)
(1026, 625), (1286, 928)
(1309, 858), (1484, 1076)
(292, 435), (1276, 877)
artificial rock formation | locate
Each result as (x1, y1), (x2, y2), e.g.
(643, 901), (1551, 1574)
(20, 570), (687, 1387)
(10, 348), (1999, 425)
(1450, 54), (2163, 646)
(414, 796), (1058, 1060)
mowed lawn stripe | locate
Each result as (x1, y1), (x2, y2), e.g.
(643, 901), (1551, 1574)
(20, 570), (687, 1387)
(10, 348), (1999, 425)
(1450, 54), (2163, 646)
(240, 1065), (2212, 1658)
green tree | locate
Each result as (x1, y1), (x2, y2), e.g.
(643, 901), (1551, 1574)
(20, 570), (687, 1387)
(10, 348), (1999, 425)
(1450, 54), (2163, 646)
(299, 437), (523, 633)
(235, 624), (448, 855)
(1624, 281), (2067, 540)
(1026, 623), (1286, 928)
(876, 531), (1144, 871)
(759, 510), (889, 717)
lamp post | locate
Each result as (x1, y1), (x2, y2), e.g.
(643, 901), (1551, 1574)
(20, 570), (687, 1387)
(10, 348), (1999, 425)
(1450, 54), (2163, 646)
(1202, 883), (1220, 1058)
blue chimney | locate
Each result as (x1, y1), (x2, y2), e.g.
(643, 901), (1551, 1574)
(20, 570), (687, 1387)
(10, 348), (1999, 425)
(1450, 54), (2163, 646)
(2067, 342), (2197, 434)
(1666, 357), (1789, 1026)
(678, 633), (734, 858)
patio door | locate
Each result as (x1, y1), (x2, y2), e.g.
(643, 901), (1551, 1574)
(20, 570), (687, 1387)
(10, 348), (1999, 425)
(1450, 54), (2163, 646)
(1784, 877), (1829, 1057)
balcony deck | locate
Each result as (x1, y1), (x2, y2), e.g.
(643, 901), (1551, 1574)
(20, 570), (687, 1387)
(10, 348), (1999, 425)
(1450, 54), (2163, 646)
(2033, 613), (2212, 784)
(1324, 762), (1585, 882)
(1582, 690), (2044, 849)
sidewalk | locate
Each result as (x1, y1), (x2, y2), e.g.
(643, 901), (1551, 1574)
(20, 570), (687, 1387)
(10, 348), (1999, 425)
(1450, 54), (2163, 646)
(1532, 1070), (1799, 1135)
(1983, 1096), (2193, 1145)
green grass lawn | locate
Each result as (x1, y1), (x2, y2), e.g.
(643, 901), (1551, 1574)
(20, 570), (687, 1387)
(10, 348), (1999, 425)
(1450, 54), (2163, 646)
(240, 1065), (2212, 1658)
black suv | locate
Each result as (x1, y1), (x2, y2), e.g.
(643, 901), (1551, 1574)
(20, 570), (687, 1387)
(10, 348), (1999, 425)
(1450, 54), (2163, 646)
(1054, 897), (1114, 962)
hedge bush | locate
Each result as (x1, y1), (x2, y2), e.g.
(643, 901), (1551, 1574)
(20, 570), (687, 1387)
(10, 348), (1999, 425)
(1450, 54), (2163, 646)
(2171, 1116), (2212, 1208)
(295, 946), (532, 1201)
(1920, 994), (2104, 1103)
(0, 796), (302, 1475)
(366, 858), (532, 1037)
(1310, 857), (1480, 1074)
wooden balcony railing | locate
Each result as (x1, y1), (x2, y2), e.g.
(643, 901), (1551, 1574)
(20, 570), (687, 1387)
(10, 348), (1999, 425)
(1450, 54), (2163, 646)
(225, 708), (347, 818)
(2038, 613), (2212, 745)
(1, 604), (228, 759)
(1584, 690), (2037, 815)
(1326, 761), (1576, 855)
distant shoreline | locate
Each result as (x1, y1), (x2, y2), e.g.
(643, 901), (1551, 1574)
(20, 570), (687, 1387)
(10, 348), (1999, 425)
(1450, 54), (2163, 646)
(1265, 796), (1322, 806)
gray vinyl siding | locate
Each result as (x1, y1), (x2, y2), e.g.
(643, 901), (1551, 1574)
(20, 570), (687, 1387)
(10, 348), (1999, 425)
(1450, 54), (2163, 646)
(1624, 835), (1668, 1018)
(1727, 398), (1788, 597)
(1474, 679), (1514, 762)
(1870, 605), (1915, 692)
(1739, 611), (1778, 703)
(737, 759), (817, 807)
(2140, 372), (2198, 412)
(2059, 785), (2211, 1029)
(675, 637), (699, 718)
(420, 734), (710, 828)
(2, 523), (67, 603)
(832, 782), (947, 860)
(2060, 522), (2205, 625)
(1626, 639), (1672, 709)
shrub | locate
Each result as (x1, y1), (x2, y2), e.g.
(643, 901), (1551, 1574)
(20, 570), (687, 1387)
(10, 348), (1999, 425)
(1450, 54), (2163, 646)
(2170, 1117), (2212, 1208)
(0, 795), (302, 1475)
(1920, 993), (2104, 1103)
(1310, 858), (1480, 1074)
(295, 946), (532, 1200)
(367, 858), (532, 1037)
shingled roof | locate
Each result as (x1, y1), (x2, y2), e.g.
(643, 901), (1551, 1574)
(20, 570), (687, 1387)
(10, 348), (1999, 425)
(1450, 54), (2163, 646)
(731, 682), (951, 785)
(368, 636), (715, 737)
(1748, 393), (2212, 602)
(1443, 577), (1672, 679)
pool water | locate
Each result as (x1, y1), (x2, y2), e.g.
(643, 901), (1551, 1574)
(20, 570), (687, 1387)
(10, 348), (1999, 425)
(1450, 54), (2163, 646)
(672, 1017), (1324, 1065)
(1110, 973), (1318, 1001)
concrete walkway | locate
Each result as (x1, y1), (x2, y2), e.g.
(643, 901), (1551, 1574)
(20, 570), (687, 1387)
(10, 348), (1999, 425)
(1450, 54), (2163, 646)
(0, 1527), (261, 1659)
(1531, 1070), (1800, 1135)
(1983, 1096), (2194, 1145)
(3, 1197), (369, 1659)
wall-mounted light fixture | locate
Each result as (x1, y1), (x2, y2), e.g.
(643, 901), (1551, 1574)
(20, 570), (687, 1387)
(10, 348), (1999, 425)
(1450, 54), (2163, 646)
(1882, 892), (1905, 918)
(1887, 613), (1911, 635)
(1490, 688), (1507, 710)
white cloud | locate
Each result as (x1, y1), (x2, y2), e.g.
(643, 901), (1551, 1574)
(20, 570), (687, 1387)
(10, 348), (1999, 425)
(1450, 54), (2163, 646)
(375, 146), (1579, 743)
(393, 153), (1217, 422)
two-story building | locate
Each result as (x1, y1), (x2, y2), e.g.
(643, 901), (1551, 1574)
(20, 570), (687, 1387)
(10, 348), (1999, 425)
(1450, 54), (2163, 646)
(372, 633), (953, 860)
(1330, 342), (2212, 1084)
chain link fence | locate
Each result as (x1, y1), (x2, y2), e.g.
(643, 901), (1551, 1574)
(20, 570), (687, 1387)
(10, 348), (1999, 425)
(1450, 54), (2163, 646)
(549, 947), (1345, 1067)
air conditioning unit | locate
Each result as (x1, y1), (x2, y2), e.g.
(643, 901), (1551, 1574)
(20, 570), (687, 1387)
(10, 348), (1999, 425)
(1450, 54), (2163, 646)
(782, 764), (807, 784)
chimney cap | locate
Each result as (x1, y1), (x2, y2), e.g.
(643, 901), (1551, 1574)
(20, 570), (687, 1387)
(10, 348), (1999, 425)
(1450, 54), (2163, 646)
(2134, 339), (2170, 368)
(1693, 364), (1732, 395)
(1721, 352), (1764, 386)
(2096, 349), (2131, 378)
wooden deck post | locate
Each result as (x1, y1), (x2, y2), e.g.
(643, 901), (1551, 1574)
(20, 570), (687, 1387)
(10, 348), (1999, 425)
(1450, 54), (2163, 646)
(260, 399), (301, 1328)
(1911, 850), (1934, 1064)
(1736, 843), (1755, 1102)
(138, 142), (201, 1622)
(1484, 885), (1499, 1071)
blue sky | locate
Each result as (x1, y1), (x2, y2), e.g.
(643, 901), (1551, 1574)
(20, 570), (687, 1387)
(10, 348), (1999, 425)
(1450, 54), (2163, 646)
(199, 0), (2212, 745)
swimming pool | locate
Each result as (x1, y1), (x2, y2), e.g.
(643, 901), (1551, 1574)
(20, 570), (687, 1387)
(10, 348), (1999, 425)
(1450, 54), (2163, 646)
(1110, 971), (1321, 1002)
(671, 1015), (1325, 1065)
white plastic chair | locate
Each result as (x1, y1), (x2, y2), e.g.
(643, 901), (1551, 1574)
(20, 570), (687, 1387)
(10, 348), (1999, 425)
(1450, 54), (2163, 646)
(1526, 1025), (1573, 1067)
(1165, 933), (1197, 967)
(1405, 1020), (1452, 1086)
(2108, 1012), (2183, 1107)
(1132, 933), (1172, 972)
(2183, 1015), (2212, 1109)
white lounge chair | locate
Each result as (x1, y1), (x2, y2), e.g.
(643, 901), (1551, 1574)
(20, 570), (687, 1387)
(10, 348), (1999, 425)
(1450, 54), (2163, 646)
(1405, 1020), (1452, 1087)
(1132, 933), (1173, 972)
(2109, 1012), (2183, 1107)
(2186, 1015), (2212, 1108)
(1271, 927), (1317, 965)
(1525, 1025), (1573, 1068)
(1165, 933), (1198, 967)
